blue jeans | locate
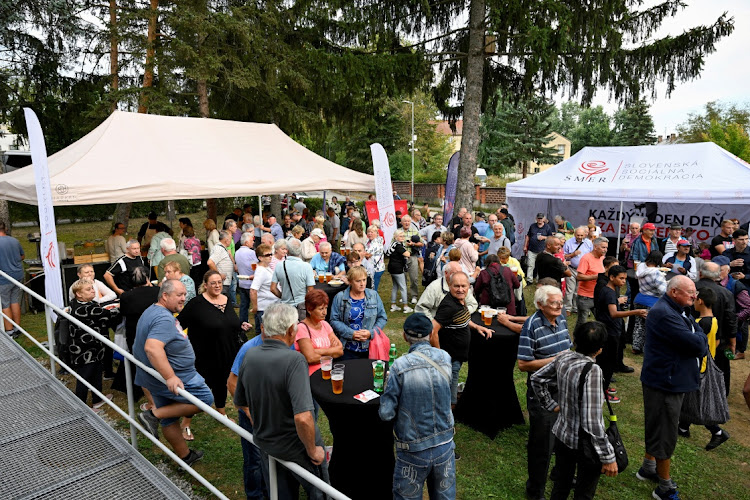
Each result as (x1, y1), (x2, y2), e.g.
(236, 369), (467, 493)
(450, 360), (462, 405)
(229, 272), (238, 307)
(254, 311), (265, 335)
(239, 410), (267, 500)
(239, 288), (251, 323)
(373, 271), (385, 292)
(393, 440), (456, 500)
(391, 273), (407, 305)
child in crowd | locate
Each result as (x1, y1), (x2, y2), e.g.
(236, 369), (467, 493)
(697, 242), (711, 260)
(678, 287), (730, 450)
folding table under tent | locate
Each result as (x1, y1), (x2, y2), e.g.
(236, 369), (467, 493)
(0, 110), (375, 206)
(504, 142), (750, 258)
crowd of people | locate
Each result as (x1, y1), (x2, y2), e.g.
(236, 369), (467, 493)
(5, 195), (750, 500)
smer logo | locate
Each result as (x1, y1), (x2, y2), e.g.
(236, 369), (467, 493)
(383, 212), (395, 227)
(578, 161), (608, 179)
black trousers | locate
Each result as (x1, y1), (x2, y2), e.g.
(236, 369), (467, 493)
(596, 335), (619, 389)
(550, 438), (602, 500)
(74, 361), (103, 405)
(526, 382), (559, 498)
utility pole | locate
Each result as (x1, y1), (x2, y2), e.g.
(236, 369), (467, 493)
(402, 100), (416, 204)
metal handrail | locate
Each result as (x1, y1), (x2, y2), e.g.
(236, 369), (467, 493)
(0, 269), (350, 500)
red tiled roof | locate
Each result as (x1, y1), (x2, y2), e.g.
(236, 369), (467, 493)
(432, 120), (463, 136)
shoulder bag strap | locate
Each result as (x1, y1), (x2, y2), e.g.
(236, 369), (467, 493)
(413, 351), (452, 383)
(283, 261), (296, 303)
(577, 361), (595, 417)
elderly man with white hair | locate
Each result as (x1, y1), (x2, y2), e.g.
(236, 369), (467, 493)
(415, 261), (478, 321)
(271, 238), (315, 320)
(517, 284), (572, 500)
(156, 237), (191, 279)
(234, 303), (330, 498)
(236, 232), (258, 323)
(309, 241), (346, 277)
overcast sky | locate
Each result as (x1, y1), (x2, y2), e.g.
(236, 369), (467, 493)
(586, 0), (749, 136)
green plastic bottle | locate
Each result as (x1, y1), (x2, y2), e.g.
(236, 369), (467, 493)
(389, 343), (397, 366)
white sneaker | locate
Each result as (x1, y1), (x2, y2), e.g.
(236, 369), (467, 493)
(403, 306), (414, 313)
(411, 297), (417, 304)
(390, 304), (400, 312)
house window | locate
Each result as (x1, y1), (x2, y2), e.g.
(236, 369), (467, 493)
(534, 167), (540, 173)
(557, 144), (565, 155)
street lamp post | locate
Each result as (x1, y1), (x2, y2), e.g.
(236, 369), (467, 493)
(402, 100), (416, 205)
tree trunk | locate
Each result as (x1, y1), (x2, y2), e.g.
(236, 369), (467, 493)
(197, 79), (209, 118)
(455, 0), (486, 212)
(0, 160), (9, 235)
(109, 0), (118, 113)
(270, 195), (281, 218)
(138, 0), (159, 113)
(114, 202), (132, 230)
(206, 198), (217, 223)
(522, 160), (528, 178)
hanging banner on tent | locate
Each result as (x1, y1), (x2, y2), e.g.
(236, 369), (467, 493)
(24, 108), (64, 321)
(443, 151), (459, 222)
(371, 143), (397, 248)
(507, 197), (750, 258)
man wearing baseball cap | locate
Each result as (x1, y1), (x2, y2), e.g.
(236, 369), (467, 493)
(379, 313), (456, 497)
(658, 223), (683, 256)
(630, 222), (656, 265)
(663, 239), (697, 281)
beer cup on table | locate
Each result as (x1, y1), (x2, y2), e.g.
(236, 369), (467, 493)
(320, 356), (333, 380)
(331, 368), (344, 394)
(318, 273), (325, 283)
(482, 309), (495, 326)
(325, 273), (332, 283)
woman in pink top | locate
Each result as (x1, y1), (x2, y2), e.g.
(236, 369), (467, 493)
(295, 289), (344, 375)
(454, 226), (480, 283)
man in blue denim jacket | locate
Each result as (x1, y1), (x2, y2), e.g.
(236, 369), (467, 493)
(379, 313), (456, 500)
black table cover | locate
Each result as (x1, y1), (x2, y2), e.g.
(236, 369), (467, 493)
(310, 359), (394, 499)
(313, 282), (347, 320)
(454, 312), (525, 439)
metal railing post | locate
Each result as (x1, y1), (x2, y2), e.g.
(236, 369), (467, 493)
(268, 456), (278, 500)
(0, 292), (5, 335)
(44, 304), (56, 377)
(124, 357), (138, 448)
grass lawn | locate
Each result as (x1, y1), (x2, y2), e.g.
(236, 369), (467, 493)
(7, 217), (750, 499)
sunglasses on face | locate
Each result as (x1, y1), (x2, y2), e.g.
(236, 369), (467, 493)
(261, 254), (272, 257)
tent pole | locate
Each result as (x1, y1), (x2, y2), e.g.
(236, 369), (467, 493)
(616, 201), (624, 260)
(258, 196), (262, 218)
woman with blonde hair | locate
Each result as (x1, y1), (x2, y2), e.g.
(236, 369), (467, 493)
(203, 219), (220, 253)
(344, 217), (367, 249)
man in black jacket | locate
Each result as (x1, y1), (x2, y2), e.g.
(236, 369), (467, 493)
(694, 261), (736, 396)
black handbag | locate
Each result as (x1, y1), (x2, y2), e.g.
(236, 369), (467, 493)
(577, 362), (629, 473)
(679, 352), (730, 426)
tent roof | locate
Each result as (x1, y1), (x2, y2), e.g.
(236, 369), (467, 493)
(506, 142), (750, 204)
(0, 110), (375, 206)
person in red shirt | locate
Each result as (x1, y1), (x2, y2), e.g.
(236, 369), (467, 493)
(575, 237), (609, 330)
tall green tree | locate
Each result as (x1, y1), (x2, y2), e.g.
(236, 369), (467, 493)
(676, 101), (750, 143)
(568, 106), (615, 154)
(701, 122), (750, 162)
(479, 93), (559, 177)
(376, 0), (734, 209)
(612, 99), (657, 146)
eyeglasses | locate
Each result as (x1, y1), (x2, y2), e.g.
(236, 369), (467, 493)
(547, 300), (563, 307)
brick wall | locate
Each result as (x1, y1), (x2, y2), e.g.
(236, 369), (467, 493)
(392, 181), (506, 207)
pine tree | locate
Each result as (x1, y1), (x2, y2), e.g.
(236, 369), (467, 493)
(479, 94), (559, 177)
(613, 99), (657, 146)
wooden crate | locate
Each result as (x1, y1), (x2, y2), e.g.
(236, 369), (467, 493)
(73, 255), (92, 264)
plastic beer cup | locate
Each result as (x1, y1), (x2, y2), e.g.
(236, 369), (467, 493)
(320, 356), (333, 380)
(331, 368), (344, 394)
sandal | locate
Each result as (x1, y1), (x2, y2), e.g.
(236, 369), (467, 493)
(182, 426), (195, 441)
(140, 402), (152, 412)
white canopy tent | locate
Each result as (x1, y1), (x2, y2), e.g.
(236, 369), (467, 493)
(0, 110), (375, 205)
(505, 142), (750, 257)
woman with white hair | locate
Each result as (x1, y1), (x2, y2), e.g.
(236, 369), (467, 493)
(364, 225), (385, 291)
(269, 238), (288, 271)
(386, 229), (412, 313)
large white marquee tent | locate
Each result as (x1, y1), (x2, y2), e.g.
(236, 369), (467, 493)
(0, 110), (375, 206)
(505, 142), (750, 257)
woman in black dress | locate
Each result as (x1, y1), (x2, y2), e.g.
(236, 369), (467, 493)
(176, 270), (252, 440)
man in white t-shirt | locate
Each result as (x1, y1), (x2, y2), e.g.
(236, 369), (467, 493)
(250, 243), (280, 334)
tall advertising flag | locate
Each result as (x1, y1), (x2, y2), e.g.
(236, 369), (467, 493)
(370, 143), (397, 248)
(24, 108), (64, 320)
(443, 151), (460, 223)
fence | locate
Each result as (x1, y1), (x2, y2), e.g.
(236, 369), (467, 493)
(391, 181), (507, 206)
(0, 270), (350, 500)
